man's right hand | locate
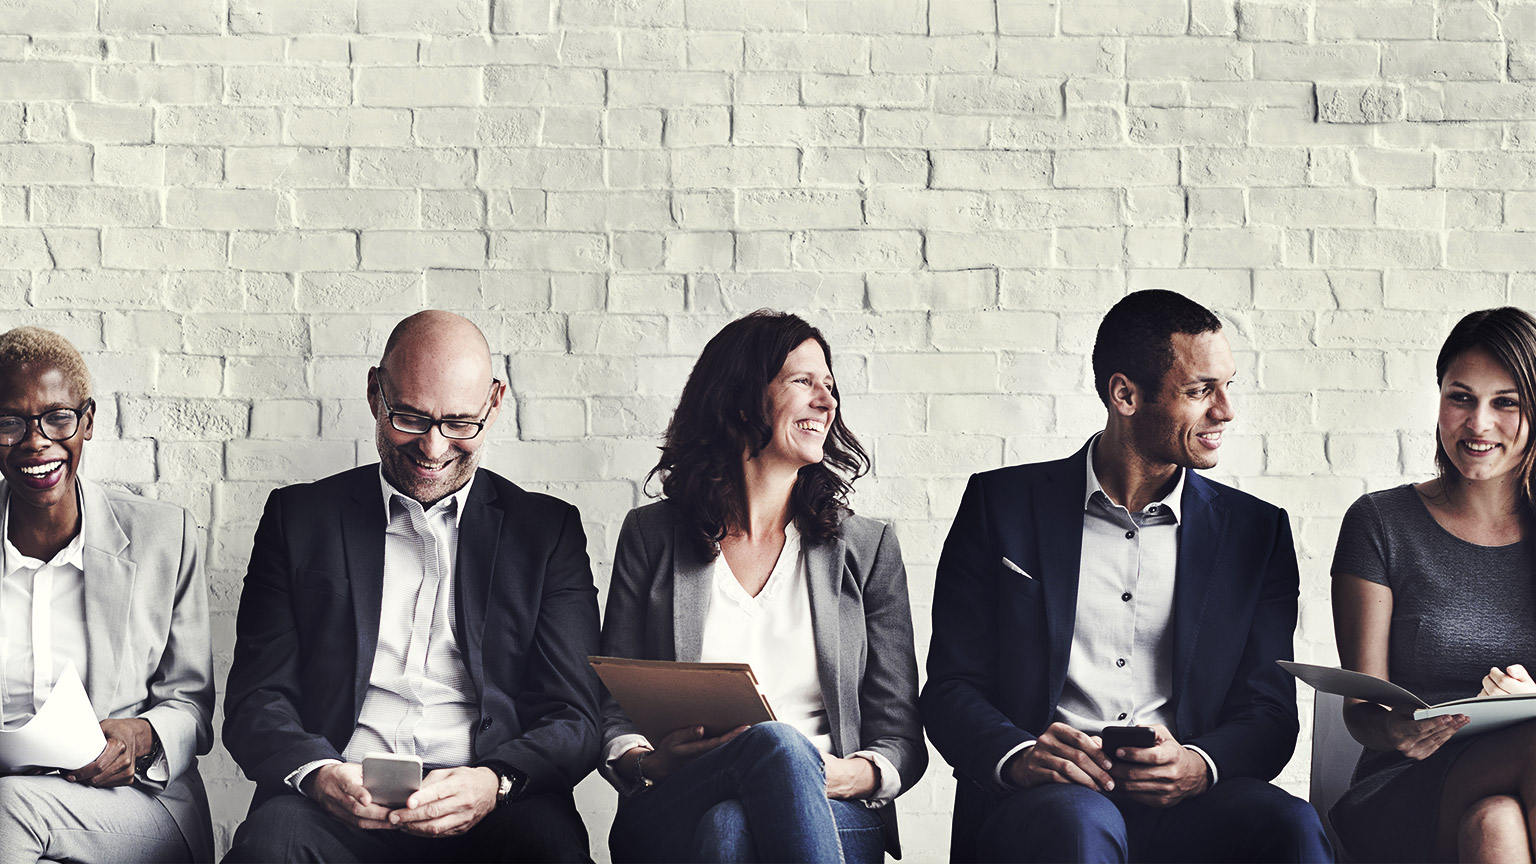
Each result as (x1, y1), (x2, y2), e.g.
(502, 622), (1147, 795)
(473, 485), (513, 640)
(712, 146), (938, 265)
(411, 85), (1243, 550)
(305, 763), (394, 830)
(1004, 722), (1114, 792)
(626, 725), (749, 783)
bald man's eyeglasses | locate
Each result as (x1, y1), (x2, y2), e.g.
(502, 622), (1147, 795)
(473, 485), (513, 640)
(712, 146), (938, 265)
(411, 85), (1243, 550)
(375, 374), (499, 440)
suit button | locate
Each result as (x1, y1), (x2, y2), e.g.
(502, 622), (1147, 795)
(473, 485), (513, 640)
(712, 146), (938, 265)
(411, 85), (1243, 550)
(1116, 658), (1126, 667)
(1124, 530), (1135, 539)
(480, 718), (493, 731)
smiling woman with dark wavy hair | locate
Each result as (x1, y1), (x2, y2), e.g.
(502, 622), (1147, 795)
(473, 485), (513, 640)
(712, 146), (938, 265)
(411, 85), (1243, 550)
(597, 309), (926, 864)
(649, 310), (870, 553)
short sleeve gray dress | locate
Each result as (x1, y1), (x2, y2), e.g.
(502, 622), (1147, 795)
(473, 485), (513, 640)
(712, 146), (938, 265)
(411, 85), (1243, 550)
(1330, 485), (1536, 863)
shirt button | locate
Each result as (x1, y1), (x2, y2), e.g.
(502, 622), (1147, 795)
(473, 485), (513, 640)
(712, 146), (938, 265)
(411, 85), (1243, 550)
(1121, 592), (1132, 602)
(1116, 658), (1126, 667)
(1125, 530), (1136, 539)
(1118, 712), (1128, 720)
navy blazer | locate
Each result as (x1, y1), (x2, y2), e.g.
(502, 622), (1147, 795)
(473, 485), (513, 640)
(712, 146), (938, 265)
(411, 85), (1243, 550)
(223, 465), (603, 811)
(920, 440), (1302, 861)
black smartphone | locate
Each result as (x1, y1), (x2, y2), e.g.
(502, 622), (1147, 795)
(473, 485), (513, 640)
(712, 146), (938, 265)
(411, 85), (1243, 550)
(1099, 725), (1156, 752)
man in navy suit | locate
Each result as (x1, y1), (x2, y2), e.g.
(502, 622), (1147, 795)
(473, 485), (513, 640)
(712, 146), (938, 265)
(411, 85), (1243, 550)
(223, 311), (601, 862)
(922, 290), (1331, 863)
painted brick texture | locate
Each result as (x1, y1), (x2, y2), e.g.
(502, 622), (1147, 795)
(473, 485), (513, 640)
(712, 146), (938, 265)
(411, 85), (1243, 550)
(0, 0), (1526, 859)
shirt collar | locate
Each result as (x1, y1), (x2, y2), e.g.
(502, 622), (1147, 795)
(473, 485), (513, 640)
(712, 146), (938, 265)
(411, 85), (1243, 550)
(378, 467), (475, 528)
(1, 483), (87, 577)
(1082, 432), (1185, 521)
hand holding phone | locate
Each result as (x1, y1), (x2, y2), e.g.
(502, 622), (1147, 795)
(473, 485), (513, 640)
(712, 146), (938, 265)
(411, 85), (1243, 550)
(362, 753), (423, 809)
(1099, 725), (1156, 754)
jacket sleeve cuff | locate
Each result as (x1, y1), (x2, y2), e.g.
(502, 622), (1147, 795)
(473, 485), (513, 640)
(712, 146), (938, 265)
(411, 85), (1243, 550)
(848, 749), (901, 805)
(1184, 745), (1219, 786)
(994, 740), (1036, 791)
(286, 758), (343, 796)
(600, 733), (651, 794)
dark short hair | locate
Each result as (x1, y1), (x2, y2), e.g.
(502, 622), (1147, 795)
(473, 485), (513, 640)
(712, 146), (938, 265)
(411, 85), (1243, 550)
(648, 310), (869, 553)
(1433, 307), (1536, 517)
(1091, 290), (1223, 406)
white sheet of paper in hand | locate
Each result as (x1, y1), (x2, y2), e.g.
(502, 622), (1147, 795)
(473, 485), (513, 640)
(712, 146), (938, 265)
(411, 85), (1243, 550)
(0, 662), (107, 772)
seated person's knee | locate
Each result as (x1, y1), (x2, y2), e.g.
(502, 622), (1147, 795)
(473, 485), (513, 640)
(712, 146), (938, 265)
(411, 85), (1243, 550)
(1460, 794), (1526, 849)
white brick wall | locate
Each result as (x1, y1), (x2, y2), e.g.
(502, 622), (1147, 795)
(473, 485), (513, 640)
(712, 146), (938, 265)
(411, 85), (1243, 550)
(1, 0), (1523, 858)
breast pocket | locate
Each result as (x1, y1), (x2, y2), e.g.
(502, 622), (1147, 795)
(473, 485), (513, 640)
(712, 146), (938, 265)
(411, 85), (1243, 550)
(997, 562), (1043, 601)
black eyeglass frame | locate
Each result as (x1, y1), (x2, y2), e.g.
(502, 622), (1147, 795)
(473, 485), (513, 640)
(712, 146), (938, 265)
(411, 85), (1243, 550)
(374, 372), (500, 441)
(0, 399), (96, 448)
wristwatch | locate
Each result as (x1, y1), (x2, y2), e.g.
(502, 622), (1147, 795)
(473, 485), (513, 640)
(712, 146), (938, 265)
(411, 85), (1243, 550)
(135, 728), (163, 776)
(493, 765), (527, 807)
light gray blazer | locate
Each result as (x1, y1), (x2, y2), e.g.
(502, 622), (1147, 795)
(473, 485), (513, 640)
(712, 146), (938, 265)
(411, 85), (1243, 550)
(3, 478), (215, 862)
(599, 500), (926, 857)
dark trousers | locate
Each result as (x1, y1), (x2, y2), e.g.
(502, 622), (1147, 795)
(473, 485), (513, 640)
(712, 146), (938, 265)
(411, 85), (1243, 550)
(223, 789), (592, 863)
(975, 777), (1333, 863)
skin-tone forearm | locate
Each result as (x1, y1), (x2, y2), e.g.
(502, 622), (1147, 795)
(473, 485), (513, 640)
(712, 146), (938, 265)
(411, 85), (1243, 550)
(1343, 700), (1468, 760)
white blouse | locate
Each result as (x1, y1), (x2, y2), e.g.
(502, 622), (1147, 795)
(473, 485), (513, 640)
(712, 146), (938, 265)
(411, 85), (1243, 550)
(699, 523), (832, 752)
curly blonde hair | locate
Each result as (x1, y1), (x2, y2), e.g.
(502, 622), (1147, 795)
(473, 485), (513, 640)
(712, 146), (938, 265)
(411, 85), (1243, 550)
(0, 327), (92, 401)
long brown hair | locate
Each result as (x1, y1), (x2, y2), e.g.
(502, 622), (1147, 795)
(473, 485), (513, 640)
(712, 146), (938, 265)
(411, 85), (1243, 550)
(647, 310), (870, 555)
(1432, 307), (1536, 520)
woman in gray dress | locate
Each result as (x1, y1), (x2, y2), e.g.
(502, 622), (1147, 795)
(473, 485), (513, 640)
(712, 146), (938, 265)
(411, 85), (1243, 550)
(1333, 307), (1536, 863)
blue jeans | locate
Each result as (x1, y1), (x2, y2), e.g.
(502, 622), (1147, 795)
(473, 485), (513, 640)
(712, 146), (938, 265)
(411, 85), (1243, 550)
(609, 722), (886, 864)
(975, 777), (1332, 863)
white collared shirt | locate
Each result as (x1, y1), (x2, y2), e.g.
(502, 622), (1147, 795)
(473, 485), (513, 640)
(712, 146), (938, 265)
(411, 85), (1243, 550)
(995, 435), (1220, 787)
(0, 489), (88, 730)
(288, 470), (479, 793)
(1056, 435), (1182, 735)
(602, 522), (902, 803)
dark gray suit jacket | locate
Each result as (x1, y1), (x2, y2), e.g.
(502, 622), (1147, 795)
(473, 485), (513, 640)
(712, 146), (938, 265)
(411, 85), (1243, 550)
(599, 500), (926, 857)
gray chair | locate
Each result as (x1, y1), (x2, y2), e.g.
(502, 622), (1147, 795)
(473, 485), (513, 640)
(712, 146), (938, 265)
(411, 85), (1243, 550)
(1310, 690), (1362, 860)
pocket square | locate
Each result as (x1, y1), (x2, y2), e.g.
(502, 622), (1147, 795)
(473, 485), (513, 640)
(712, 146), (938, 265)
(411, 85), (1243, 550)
(1001, 557), (1035, 580)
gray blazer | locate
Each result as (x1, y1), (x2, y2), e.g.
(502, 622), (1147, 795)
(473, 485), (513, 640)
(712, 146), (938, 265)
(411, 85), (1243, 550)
(599, 500), (926, 857)
(4, 478), (216, 862)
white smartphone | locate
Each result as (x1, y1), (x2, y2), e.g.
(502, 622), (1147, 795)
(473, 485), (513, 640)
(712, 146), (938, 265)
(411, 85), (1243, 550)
(361, 753), (423, 809)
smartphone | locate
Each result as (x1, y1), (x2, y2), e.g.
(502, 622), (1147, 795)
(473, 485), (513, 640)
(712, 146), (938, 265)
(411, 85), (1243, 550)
(361, 753), (423, 809)
(1099, 725), (1156, 753)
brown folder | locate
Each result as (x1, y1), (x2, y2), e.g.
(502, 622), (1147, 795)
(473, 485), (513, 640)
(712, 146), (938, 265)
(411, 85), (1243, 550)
(590, 655), (777, 746)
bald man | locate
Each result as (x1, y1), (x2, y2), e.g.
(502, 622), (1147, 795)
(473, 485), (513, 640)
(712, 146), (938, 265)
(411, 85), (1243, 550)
(223, 311), (602, 863)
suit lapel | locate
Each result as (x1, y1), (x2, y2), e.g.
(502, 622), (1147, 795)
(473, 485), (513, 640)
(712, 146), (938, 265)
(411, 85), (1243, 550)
(803, 535), (845, 753)
(1171, 471), (1228, 714)
(78, 480), (134, 716)
(343, 473), (386, 716)
(1031, 447), (1088, 706)
(453, 474), (499, 696)
(671, 524), (711, 661)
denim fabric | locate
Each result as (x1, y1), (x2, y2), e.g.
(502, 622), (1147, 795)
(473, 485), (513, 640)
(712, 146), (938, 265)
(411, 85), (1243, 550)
(610, 722), (880, 864)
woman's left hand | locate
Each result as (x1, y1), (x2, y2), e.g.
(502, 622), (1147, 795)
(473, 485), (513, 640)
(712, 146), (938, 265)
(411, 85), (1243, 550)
(822, 753), (877, 800)
(68, 718), (154, 787)
(1480, 664), (1536, 697)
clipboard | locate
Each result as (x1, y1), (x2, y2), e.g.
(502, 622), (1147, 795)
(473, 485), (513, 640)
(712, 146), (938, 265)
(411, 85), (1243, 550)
(590, 655), (776, 745)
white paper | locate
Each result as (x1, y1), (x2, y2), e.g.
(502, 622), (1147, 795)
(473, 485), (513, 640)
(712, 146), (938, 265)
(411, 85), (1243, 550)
(0, 662), (107, 771)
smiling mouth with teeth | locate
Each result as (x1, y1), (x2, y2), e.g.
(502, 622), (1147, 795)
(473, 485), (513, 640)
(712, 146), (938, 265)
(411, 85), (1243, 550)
(19, 461), (61, 476)
(794, 420), (825, 433)
(1464, 442), (1498, 452)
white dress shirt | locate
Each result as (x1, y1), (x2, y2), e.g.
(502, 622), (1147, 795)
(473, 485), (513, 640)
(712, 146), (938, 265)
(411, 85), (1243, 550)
(0, 494), (88, 729)
(996, 435), (1219, 786)
(288, 470), (479, 793)
(603, 522), (901, 803)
